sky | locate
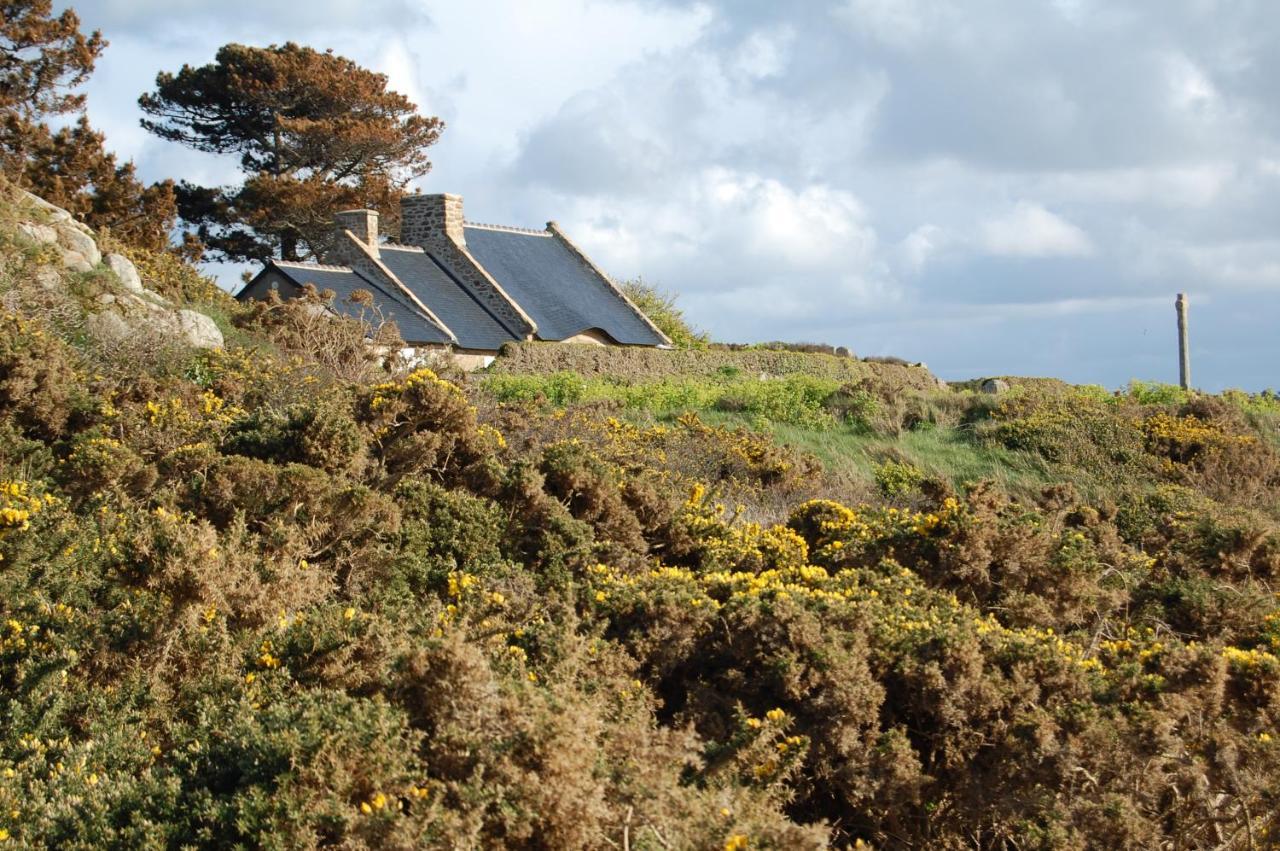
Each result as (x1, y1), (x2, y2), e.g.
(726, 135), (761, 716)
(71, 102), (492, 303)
(69, 0), (1280, 391)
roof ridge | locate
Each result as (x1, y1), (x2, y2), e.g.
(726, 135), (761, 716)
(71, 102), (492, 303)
(464, 220), (552, 237)
(379, 242), (425, 252)
(274, 260), (353, 272)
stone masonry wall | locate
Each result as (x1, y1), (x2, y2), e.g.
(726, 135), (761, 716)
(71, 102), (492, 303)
(333, 209), (379, 254)
(401, 193), (465, 247)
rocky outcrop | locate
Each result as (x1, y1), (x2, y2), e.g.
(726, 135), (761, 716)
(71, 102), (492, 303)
(981, 378), (1011, 394)
(103, 253), (143, 293)
(10, 188), (222, 349)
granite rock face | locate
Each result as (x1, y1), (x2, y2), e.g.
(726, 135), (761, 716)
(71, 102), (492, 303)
(177, 309), (224, 348)
(12, 188), (223, 350)
(981, 378), (1011, 394)
(104, 253), (144, 293)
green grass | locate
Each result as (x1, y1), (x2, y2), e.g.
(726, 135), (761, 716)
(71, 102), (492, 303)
(692, 411), (1057, 497)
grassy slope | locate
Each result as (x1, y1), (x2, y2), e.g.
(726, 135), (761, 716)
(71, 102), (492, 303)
(700, 412), (1058, 498)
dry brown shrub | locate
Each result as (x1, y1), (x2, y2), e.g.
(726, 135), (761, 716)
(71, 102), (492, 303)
(238, 286), (404, 383)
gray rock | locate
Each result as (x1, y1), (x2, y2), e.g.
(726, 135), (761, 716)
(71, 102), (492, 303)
(118, 292), (146, 310)
(981, 378), (1010, 394)
(97, 293), (116, 305)
(56, 225), (101, 267)
(104, 253), (143, 293)
(177, 310), (223, 349)
(17, 222), (57, 245)
(59, 249), (93, 274)
(34, 268), (61, 290)
(85, 310), (133, 344)
(19, 189), (74, 225)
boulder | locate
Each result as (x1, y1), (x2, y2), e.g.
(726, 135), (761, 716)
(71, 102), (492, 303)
(177, 310), (224, 349)
(85, 310), (134, 344)
(19, 189), (74, 225)
(981, 378), (1010, 394)
(56, 225), (101, 267)
(14, 187), (224, 352)
(17, 222), (57, 245)
(104, 253), (144, 293)
(59, 250), (94, 274)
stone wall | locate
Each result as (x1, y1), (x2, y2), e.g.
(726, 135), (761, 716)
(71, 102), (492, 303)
(487, 341), (944, 391)
(401, 193), (465, 247)
(333, 209), (379, 255)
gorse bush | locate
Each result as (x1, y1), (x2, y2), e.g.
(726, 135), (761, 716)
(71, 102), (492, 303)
(3, 207), (1280, 848)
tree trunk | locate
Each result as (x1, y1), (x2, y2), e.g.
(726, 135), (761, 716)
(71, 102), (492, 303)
(281, 229), (299, 262)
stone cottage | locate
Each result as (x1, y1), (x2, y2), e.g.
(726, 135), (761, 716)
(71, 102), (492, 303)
(238, 193), (670, 368)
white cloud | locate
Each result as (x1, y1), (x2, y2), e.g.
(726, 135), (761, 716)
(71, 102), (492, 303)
(729, 29), (794, 81)
(1033, 164), (1235, 207)
(1165, 52), (1219, 112)
(895, 224), (943, 274)
(569, 167), (879, 276)
(836, 0), (967, 49)
(979, 202), (1094, 258)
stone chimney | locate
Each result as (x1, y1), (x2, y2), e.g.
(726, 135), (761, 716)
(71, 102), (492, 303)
(401, 193), (465, 248)
(334, 208), (379, 259)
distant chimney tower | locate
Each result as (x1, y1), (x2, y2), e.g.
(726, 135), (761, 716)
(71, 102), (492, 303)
(401, 193), (465, 248)
(334, 209), (379, 258)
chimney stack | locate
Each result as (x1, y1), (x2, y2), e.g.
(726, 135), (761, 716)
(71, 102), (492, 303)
(334, 209), (379, 258)
(401, 193), (465, 248)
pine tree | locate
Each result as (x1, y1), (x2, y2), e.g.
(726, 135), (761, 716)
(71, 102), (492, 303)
(0, 1), (176, 250)
(140, 42), (444, 262)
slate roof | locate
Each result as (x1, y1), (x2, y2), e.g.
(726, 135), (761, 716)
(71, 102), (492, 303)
(462, 225), (667, 346)
(270, 262), (452, 345)
(377, 246), (520, 351)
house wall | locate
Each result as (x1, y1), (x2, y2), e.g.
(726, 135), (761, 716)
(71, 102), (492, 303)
(451, 349), (497, 371)
(393, 344), (493, 372)
(239, 271), (297, 300)
(561, 329), (611, 346)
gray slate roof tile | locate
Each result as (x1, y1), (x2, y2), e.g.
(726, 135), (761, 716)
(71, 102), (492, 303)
(378, 246), (520, 351)
(461, 226), (665, 346)
(271, 262), (452, 345)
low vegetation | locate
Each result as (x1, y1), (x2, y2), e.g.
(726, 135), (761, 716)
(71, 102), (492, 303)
(2, 199), (1279, 848)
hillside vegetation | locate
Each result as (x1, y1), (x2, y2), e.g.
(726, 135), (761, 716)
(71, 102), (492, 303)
(1, 186), (1279, 849)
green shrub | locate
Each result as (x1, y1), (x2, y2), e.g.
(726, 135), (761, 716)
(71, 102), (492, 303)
(618, 278), (710, 349)
(1126, 380), (1191, 406)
